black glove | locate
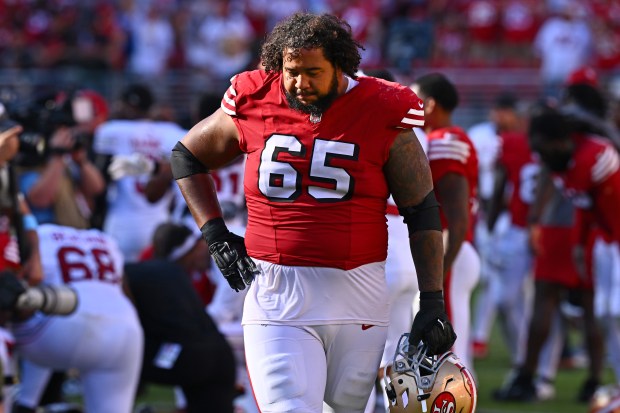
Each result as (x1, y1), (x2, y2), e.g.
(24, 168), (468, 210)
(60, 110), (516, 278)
(201, 217), (258, 292)
(0, 271), (26, 311)
(409, 291), (457, 355)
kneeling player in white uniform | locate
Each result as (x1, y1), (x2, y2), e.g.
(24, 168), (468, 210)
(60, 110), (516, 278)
(11, 224), (143, 413)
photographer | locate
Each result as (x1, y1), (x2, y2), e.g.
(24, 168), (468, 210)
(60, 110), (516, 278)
(18, 91), (106, 229)
(0, 123), (42, 413)
(0, 125), (20, 167)
(0, 124), (42, 285)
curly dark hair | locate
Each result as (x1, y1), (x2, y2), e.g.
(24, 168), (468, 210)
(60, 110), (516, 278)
(260, 13), (364, 78)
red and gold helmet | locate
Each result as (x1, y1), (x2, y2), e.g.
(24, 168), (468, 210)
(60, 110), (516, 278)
(589, 384), (620, 413)
(384, 334), (477, 413)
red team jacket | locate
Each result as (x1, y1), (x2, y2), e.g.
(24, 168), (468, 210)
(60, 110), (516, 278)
(221, 70), (424, 270)
(426, 126), (479, 242)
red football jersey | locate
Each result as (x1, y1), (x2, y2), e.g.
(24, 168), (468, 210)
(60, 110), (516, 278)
(498, 131), (539, 228)
(553, 135), (620, 242)
(427, 126), (479, 242)
(221, 70), (424, 269)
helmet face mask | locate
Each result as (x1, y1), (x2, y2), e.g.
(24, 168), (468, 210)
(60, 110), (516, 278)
(589, 384), (620, 413)
(384, 334), (478, 413)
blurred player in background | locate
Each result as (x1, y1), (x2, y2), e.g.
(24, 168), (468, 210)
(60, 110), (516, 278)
(124, 222), (236, 413)
(11, 224), (142, 413)
(93, 83), (186, 262)
(411, 72), (480, 374)
(469, 92), (524, 359)
(485, 99), (537, 369)
(511, 105), (620, 403)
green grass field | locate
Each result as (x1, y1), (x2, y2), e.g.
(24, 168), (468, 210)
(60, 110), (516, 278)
(473, 321), (615, 413)
(133, 321), (615, 413)
(72, 285), (617, 413)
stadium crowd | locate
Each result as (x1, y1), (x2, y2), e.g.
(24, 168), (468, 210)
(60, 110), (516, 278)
(1, 0), (619, 76)
(0, 1), (619, 413)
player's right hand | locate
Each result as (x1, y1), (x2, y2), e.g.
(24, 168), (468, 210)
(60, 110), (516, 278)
(201, 218), (258, 292)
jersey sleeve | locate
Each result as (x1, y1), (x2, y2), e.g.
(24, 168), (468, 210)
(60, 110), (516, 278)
(386, 84), (425, 130)
(591, 144), (620, 184)
(427, 132), (471, 180)
(220, 71), (268, 118)
(220, 75), (239, 117)
(369, 82), (425, 162)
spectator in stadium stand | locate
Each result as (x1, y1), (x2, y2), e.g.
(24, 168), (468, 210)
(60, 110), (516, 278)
(127, 2), (175, 78)
(329, 0), (384, 68)
(430, 9), (467, 67)
(185, 0), (255, 84)
(533, 0), (593, 99)
(499, 0), (544, 67)
(589, 1), (620, 70)
(464, 0), (501, 66)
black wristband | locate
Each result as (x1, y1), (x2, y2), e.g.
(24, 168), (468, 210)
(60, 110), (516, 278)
(420, 291), (443, 300)
(200, 217), (228, 244)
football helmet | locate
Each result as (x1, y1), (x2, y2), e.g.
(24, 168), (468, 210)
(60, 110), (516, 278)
(589, 384), (620, 413)
(384, 334), (477, 413)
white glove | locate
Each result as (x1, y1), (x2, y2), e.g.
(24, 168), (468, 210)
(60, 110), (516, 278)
(108, 153), (155, 180)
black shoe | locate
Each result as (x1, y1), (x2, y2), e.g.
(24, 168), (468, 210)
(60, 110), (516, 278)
(493, 372), (537, 402)
(578, 378), (600, 402)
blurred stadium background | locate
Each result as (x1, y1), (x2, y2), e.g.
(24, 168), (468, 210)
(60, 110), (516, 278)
(2, 0), (618, 129)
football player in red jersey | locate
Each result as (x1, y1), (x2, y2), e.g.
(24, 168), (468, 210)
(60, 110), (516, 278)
(486, 125), (539, 372)
(499, 104), (620, 402)
(171, 12), (455, 413)
(410, 73), (480, 375)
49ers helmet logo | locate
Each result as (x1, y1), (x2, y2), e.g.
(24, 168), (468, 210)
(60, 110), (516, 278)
(431, 392), (456, 413)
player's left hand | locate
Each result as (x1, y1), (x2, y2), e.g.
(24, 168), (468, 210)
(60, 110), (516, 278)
(409, 291), (457, 355)
(108, 153), (155, 180)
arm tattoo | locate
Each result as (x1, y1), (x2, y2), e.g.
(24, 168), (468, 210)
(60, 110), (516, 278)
(384, 130), (433, 208)
(385, 129), (444, 292)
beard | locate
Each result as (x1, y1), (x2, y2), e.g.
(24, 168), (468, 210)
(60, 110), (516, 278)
(285, 72), (339, 117)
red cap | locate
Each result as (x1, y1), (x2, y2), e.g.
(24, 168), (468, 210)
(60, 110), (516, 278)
(566, 67), (599, 87)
